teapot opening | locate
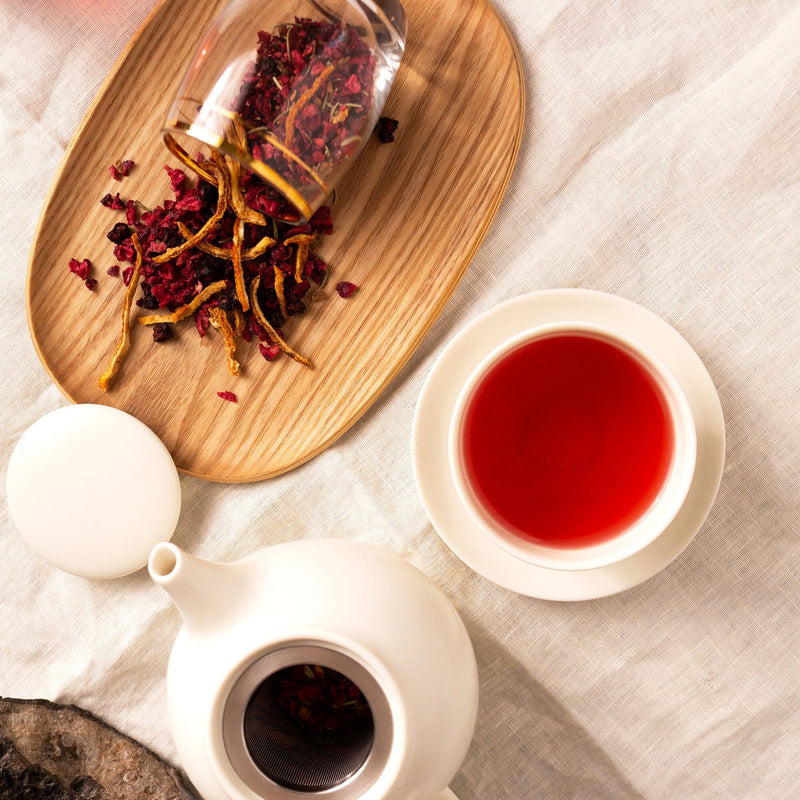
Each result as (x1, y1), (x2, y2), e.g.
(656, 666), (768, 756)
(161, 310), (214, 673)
(243, 664), (374, 791)
(222, 644), (393, 799)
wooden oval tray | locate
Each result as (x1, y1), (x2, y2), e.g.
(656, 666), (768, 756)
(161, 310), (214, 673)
(27, 0), (524, 482)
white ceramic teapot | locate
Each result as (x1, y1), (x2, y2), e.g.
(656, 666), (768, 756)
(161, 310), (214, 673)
(149, 539), (479, 800)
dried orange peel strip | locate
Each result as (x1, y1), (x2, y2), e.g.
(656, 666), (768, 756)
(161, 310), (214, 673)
(98, 232), (144, 391)
(233, 307), (245, 336)
(226, 118), (267, 226)
(162, 133), (217, 185)
(208, 307), (240, 376)
(274, 266), (287, 319)
(250, 275), (312, 367)
(231, 217), (249, 312)
(285, 63), (335, 149)
(153, 162), (229, 264)
(175, 221), (275, 261)
(226, 154), (266, 226)
(283, 233), (315, 282)
(137, 280), (227, 326)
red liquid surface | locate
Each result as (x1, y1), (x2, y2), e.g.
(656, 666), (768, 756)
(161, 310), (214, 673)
(460, 334), (675, 549)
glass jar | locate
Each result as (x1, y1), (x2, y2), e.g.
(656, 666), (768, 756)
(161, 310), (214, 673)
(163, 0), (406, 222)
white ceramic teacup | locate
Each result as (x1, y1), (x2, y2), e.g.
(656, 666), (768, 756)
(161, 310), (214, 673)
(448, 321), (697, 571)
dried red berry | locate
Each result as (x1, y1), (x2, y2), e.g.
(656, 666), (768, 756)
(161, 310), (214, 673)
(151, 322), (174, 342)
(100, 192), (126, 210)
(336, 281), (358, 298)
(84, 278), (98, 291)
(107, 265), (120, 277)
(308, 206), (333, 235)
(376, 117), (399, 143)
(107, 222), (131, 244)
(87, 21), (360, 385)
(258, 342), (281, 361)
(126, 199), (138, 225)
(109, 159), (135, 181)
(234, 18), (376, 220)
(164, 165), (186, 196)
(195, 307), (211, 338)
(68, 258), (92, 280)
(217, 391), (237, 402)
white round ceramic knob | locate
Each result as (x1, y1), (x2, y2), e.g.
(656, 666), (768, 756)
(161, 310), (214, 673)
(6, 404), (181, 579)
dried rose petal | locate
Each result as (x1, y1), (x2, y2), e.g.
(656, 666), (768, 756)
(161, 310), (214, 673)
(336, 281), (357, 298)
(217, 391), (237, 402)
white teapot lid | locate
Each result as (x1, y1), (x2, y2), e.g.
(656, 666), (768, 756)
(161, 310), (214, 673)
(6, 404), (181, 579)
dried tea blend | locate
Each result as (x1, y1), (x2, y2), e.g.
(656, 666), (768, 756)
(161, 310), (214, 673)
(73, 19), (397, 394)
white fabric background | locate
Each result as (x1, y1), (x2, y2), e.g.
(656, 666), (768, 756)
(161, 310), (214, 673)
(1, 0), (799, 798)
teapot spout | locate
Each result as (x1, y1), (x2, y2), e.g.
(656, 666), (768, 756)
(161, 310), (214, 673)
(149, 542), (241, 632)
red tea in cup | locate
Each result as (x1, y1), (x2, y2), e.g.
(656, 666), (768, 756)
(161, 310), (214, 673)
(450, 325), (696, 570)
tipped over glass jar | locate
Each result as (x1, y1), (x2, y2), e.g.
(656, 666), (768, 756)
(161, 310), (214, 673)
(163, 0), (406, 223)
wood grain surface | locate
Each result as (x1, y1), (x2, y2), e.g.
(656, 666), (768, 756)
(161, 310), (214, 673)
(27, 0), (524, 482)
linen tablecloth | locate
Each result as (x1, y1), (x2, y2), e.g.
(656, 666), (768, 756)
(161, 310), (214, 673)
(1, 0), (799, 797)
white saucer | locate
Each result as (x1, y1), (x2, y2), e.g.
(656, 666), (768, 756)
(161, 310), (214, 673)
(411, 290), (725, 601)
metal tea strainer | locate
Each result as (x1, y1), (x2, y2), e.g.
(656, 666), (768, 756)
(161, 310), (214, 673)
(222, 645), (393, 799)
